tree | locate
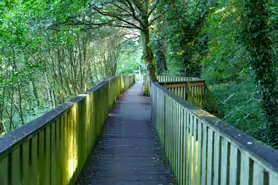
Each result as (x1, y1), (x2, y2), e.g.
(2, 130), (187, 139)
(71, 0), (161, 82)
(0, 0), (129, 133)
(150, 0), (208, 76)
(240, 0), (278, 145)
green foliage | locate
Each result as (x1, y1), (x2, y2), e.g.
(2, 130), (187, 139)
(201, 0), (250, 83)
(202, 0), (278, 147)
(117, 39), (143, 75)
(150, 35), (167, 75)
(238, 0), (278, 145)
(0, 0), (277, 149)
(0, 0), (129, 133)
(209, 80), (264, 132)
(152, 0), (207, 76)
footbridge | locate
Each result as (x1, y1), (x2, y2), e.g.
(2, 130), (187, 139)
(0, 75), (278, 185)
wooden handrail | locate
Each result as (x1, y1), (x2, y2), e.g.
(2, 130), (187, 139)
(161, 81), (223, 117)
(0, 75), (135, 185)
(157, 76), (202, 82)
(151, 82), (278, 185)
(143, 75), (202, 96)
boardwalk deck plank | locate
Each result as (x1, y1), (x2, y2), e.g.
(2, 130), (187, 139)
(78, 82), (174, 185)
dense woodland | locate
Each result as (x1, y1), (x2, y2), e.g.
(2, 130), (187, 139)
(0, 0), (277, 147)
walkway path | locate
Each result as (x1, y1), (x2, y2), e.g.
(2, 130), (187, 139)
(78, 82), (174, 185)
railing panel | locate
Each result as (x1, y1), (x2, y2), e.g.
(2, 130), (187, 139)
(162, 81), (221, 117)
(0, 75), (135, 185)
(157, 76), (201, 82)
(151, 82), (278, 185)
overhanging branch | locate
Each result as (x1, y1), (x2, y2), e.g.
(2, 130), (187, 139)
(92, 7), (142, 30)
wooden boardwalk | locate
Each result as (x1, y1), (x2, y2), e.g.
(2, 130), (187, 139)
(78, 82), (174, 185)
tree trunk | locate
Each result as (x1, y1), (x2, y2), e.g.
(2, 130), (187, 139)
(31, 79), (40, 107)
(140, 28), (158, 82)
(155, 39), (167, 74)
(0, 87), (5, 133)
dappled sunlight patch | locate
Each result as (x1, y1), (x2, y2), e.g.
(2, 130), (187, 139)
(108, 113), (122, 117)
(186, 135), (199, 183)
(66, 104), (78, 183)
(214, 7), (226, 14)
(79, 94), (90, 97)
(193, 109), (216, 118)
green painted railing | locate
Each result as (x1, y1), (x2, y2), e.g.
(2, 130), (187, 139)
(157, 76), (201, 82)
(151, 82), (278, 185)
(144, 75), (221, 117)
(0, 75), (135, 185)
(161, 81), (222, 117)
(143, 75), (201, 96)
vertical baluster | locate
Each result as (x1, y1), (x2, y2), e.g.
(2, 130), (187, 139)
(11, 147), (21, 185)
(184, 110), (189, 185)
(220, 139), (228, 185)
(176, 104), (180, 182)
(253, 163), (264, 185)
(38, 129), (46, 185)
(173, 101), (177, 174)
(61, 115), (66, 185)
(181, 86), (184, 99)
(207, 129), (213, 185)
(229, 145), (239, 185)
(193, 116), (197, 185)
(181, 108), (185, 185)
(169, 99), (173, 167)
(22, 140), (30, 185)
(178, 105), (183, 185)
(45, 126), (51, 185)
(163, 93), (166, 149)
(240, 152), (250, 185)
(163, 93), (166, 151)
(51, 121), (58, 185)
(172, 100), (176, 169)
(202, 125), (208, 185)
(0, 156), (8, 185)
(165, 96), (169, 157)
(197, 121), (202, 185)
(213, 133), (220, 185)
(269, 173), (278, 185)
(188, 113), (193, 185)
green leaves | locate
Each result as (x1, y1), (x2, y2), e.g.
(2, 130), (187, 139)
(151, 0), (206, 76)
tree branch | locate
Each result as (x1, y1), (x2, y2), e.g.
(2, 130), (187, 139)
(148, 0), (160, 17)
(149, 14), (163, 26)
(124, 0), (145, 27)
(92, 7), (142, 30)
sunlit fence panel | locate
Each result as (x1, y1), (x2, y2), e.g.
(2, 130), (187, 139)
(0, 75), (135, 185)
(151, 82), (278, 185)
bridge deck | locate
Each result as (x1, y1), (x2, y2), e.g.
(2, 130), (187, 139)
(78, 82), (174, 185)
